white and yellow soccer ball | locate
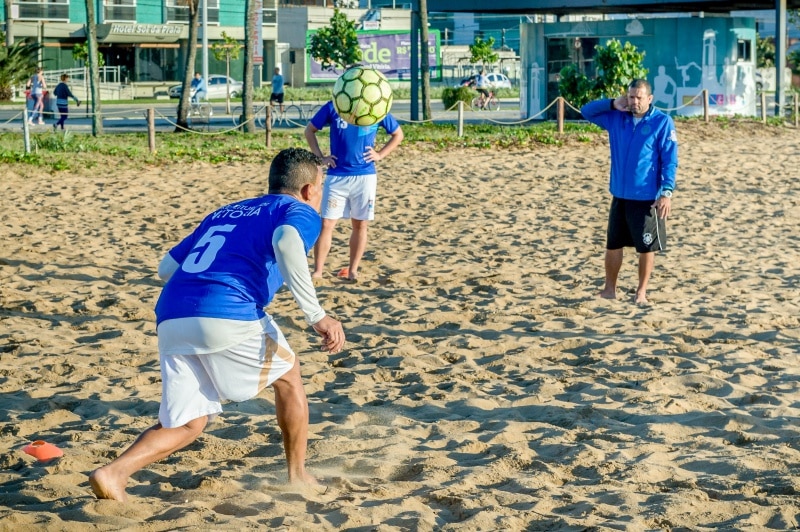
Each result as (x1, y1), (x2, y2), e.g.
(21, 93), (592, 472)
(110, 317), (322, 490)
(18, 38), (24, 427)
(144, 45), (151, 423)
(332, 66), (393, 126)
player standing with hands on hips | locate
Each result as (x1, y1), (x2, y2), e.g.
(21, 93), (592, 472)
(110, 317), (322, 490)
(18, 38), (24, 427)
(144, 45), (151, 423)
(89, 148), (345, 501)
(305, 101), (404, 282)
(581, 79), (678, 304)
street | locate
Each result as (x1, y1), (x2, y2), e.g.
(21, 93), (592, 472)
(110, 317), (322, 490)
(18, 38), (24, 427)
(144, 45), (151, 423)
(0, 99), (525, 134)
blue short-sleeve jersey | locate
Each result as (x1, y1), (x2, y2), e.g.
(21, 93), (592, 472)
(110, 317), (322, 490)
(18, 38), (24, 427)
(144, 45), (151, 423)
(310, 101), (400, 176)
(272, 74), (284, 94)
(155, 194), (321, 324)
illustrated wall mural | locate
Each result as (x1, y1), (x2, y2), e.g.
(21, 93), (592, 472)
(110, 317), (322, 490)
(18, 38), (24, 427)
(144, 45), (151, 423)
(521, 16), (757, 118)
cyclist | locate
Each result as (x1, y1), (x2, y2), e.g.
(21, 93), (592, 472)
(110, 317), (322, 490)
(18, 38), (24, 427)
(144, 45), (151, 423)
(190, 72), (206, 103)
(474, 69), (491, 110)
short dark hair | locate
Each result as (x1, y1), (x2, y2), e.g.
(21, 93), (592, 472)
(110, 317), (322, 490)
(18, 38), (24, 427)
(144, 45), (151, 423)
(628, 79), (652, 95)
(268, 148), (322, 194)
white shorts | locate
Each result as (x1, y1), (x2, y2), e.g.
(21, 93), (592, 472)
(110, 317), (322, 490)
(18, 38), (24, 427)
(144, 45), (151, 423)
(158, 318), (296, 428)
(321, 173), (377, 221)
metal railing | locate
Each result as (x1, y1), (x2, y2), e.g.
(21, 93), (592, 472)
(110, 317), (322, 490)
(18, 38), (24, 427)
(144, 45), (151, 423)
(12, 67), (126, 102)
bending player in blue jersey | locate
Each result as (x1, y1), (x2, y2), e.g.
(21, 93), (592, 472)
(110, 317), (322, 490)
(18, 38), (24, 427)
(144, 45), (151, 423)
(89, 148), (345, 502)
(305, 101), (404, 282)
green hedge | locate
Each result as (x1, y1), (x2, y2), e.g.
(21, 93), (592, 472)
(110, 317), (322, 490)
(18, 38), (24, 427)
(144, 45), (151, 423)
(441, 87), (474, 110)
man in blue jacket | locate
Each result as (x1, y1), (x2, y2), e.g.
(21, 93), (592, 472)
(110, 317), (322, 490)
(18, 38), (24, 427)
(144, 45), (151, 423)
(581, 79), (678, 304)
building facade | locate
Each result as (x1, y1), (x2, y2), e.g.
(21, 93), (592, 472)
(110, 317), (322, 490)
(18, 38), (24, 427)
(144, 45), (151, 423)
(1, 0), (278, 94)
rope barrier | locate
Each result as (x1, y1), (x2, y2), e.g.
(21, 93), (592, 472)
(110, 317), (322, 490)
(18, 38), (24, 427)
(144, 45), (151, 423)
(154, 109), (248, 136)
(0, 110), (24, 126)
(652, 90), (706, 112)
(4, 91), (796, 139)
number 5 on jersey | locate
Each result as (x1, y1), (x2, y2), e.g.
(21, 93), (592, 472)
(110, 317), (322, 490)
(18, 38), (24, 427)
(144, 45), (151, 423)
(182, 225), (236, 273)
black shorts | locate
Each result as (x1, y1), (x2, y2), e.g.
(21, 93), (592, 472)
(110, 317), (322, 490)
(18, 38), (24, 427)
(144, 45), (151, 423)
(477, 88), (489, 97)
(270, 92), (284, 103)
(606, 197), (667, 253)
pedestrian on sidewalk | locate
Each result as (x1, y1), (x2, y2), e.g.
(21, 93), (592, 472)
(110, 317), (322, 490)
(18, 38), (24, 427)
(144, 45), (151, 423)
(53, 74), (81, 131)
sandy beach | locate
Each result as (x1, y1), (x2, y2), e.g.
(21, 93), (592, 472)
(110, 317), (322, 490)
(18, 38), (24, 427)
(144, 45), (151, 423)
(1, 121), (799, 531)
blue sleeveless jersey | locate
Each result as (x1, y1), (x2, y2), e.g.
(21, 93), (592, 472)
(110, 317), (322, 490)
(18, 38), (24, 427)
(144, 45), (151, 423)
(155, 194), (321, 324)
(310, 101), (400, 176)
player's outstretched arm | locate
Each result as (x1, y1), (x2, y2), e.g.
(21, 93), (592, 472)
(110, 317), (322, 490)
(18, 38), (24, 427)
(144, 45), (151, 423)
(273, 225), (346, 353)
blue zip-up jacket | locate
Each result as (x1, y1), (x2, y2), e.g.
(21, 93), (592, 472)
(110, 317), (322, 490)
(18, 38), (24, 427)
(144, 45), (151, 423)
(581, 98), (678, 201)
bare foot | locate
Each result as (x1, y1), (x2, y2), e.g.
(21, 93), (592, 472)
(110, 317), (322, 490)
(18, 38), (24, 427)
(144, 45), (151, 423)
(289, 471), (327, 494)
(346, 271), (359, 282)
(634, 292), (649, 305)
(89, 467), (128, 502)
(598, 288), (616, 299)
(311, 271), (324, 280)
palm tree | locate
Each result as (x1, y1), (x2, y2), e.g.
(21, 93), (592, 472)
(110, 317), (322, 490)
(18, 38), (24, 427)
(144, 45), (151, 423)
(0, 32), (41, 101)
(419, 0), (431, 120)
(175, 0), (201, 132)
(85, 1), (103, 135)
(4, 1), (13, 46)
(241, 0), (257, 133)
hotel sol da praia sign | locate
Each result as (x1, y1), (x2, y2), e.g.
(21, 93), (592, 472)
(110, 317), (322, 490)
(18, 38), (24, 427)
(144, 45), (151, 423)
(97, 23), (186, 43)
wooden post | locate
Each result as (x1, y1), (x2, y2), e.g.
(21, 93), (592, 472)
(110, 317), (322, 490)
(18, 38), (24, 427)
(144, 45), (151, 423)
(265, 104), (272, 148)
(557, 96), (564, 134)
(761, 92), (767, 124)
(702, 89), (709, 123)
(23, 109), (31, 154)
(147, 108), (156, 153)
(457, 100), (464, 138)
(794, 93), (799, 128)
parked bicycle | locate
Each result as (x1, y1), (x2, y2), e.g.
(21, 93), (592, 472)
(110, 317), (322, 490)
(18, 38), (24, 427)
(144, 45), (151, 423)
(231, 104), (267, 128)
(231, 100), (323, 129)
(273, 100), (322, 127)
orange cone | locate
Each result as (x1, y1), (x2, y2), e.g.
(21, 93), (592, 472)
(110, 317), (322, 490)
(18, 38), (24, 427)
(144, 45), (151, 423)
(23, 440), (63, 462)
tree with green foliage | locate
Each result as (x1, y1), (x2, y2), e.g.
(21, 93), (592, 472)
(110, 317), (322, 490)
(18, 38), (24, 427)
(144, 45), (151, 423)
(558, 39), (648, 108)
(557, 65), (595, 108)
(789, 49), (800, 75)
(0, 32), (42, 101)
(469, 36), (499, 68)
(756, 35), (775, 68)
(72, 41), (105, 68)
(211, 31), (243, 114)
(592, 40), (648, 99)
(308, 9), (362, 72)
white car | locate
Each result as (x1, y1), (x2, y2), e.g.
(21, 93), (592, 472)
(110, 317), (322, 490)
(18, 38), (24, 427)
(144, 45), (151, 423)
(485, 73), (512, 89)
(455, 72), (513, 90)
(169, 75), (243, 99)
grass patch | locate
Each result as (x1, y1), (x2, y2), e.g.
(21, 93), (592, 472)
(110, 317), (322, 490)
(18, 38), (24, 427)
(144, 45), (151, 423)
(0, 116), (793, 172)
(0, 121), (597, 171)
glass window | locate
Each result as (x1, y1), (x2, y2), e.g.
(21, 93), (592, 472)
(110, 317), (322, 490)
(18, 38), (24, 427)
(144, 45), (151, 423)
(737, 39), (752, 62)
(136, 46), (181, 82)
(15, 0), (69, 21)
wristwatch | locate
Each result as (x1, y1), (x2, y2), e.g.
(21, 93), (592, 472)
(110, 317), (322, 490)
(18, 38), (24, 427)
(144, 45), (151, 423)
(660, 189), (673, 199)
